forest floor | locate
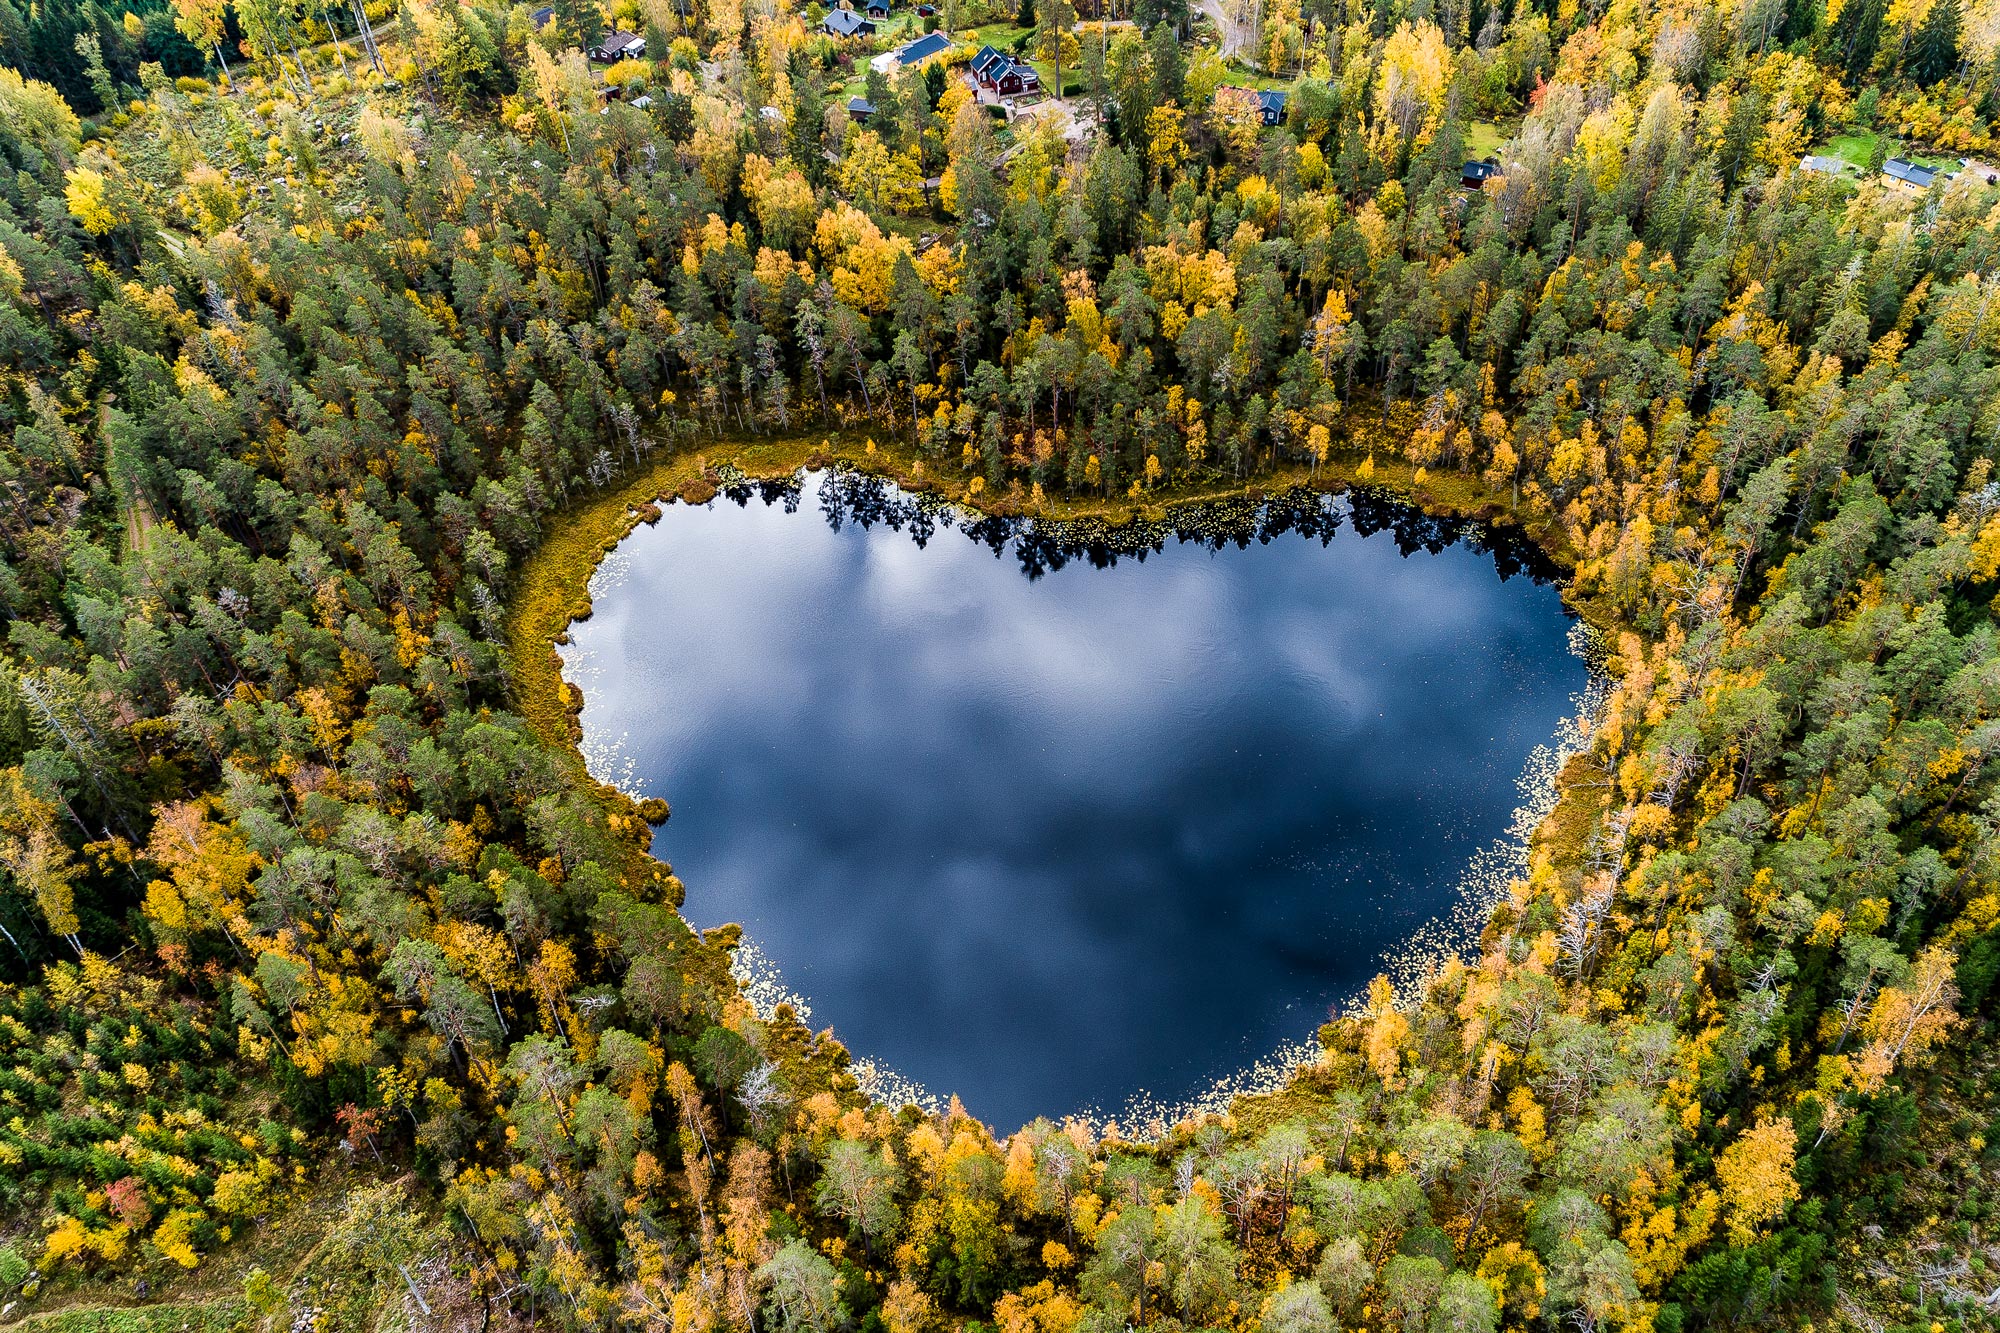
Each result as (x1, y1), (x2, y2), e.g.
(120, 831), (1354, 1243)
(2, 1297), (247, 1333)
(0, 1175), (512, 1333)
(5, 1182), (325, 1333)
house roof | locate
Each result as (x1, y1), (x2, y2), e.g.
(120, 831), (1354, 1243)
(972, 43), (1037, 83)
(594, 29), (643, 55)
(822, 8), (870, 33)
(529, 5), (553, 24)
(893, 31), (951, 63)
(1462, 159), (1498, 179)
(1216, 84), (1279, 118)
(1799, 154), (1846, 174)
(1884, 157), (1938, 186)
(848, 95), (876, 114)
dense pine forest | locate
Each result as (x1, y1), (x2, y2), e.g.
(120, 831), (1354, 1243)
(0, 0), (1999, 1323)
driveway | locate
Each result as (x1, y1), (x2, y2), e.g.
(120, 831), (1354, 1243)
(1196, 0), (1249, 59)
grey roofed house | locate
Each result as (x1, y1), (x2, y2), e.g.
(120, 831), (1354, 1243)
(822, 7), (875, 35)
(1460, 158), (1499, 188)
(1883, 157), (1938, 188)
(891, 30), (950, 63)
(630, 93), (654, 108)
(848, 95), (876, 117)
(1254, 88), (1286, 125)
(589, 29), (645, 60)
(529, 5), (553, 25)
(1799, 154), (1847, 175)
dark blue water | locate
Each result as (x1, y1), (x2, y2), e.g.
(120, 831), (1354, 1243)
(561, 470), (1582, 1130)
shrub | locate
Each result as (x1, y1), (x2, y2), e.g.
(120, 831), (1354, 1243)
(0, 1243), (27, 1288)
(211, 1167), (265, 1216)
(152, 1209), (207, 1269)
(604, 58), (652, 88)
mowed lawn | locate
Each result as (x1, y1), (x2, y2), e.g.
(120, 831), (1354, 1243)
(1466, 119), (1511, 158)
(1820, 126), (1955, 171)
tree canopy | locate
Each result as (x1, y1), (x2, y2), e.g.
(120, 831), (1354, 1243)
(0, 0), (1998, 1328)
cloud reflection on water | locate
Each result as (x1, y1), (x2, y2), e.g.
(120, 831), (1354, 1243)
(560, 473), (1584, 1130)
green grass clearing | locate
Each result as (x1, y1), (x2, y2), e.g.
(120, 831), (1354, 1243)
(1823, 127), (1882, 167)
(1024, 55), (1085, 96)
(955, 19), (1030, 46)
(1465, 119), (1510, 158)
(1217, 62), (1292, 90)
(1821, 127), (1956, 172)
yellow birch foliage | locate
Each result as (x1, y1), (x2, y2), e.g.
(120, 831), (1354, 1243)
(1714, 1118), (1800, 1244)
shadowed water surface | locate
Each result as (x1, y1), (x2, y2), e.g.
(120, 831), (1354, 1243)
(560, 470), (1583, 1130)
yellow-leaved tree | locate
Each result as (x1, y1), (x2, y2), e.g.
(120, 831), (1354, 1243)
(1370, 20), (1450, 163)
(64, 165), (122, 236)
(1714, 1117), (1800, 1244)
(0, 767), (81, 952)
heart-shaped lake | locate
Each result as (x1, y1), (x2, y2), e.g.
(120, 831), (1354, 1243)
(559, 469), (1586, 1131)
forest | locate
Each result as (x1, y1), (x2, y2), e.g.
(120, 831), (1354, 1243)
(0, 0), (1998, 1321)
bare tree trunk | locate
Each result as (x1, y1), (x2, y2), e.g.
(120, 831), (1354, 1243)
(352, 0), (386, 74)
(323, 10), (350, 75)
